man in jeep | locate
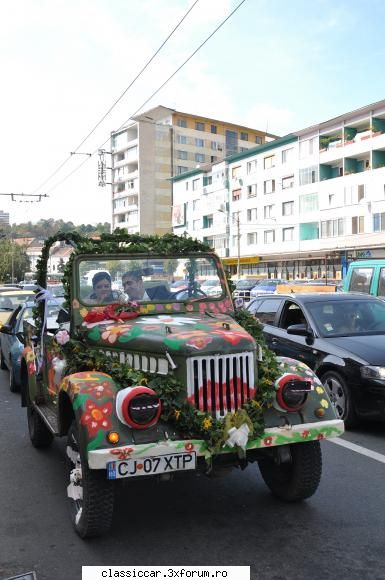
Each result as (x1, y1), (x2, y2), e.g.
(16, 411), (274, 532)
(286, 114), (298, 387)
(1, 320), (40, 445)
(122, 269), (172, 301)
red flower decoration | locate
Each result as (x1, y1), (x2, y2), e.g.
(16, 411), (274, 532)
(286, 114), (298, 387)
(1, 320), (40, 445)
(82, 381), (114, 399)
(301, 430), (311, 438)
(185, 442), (194, 452)
(84, 302), (139, 323)
(110, 447), (134, 460)
(80, 399), (113, 437)
(317, 433), (325, 440)
(264, 436), (273, 446)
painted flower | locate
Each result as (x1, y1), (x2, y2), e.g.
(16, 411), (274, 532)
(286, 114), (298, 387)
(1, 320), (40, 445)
(25, 350), (35, 363)
(174, 409), (181, 420)
(202, 417), (212, 430)
(211, 329), (252, 345)
(136, 315), (198, 326)
(55, 329), (70, 345)
(301, 430), (311, 438)
(110, 447), (133, 460)
(101, 324), (132, 344)
(263, 436), (273, 446)
(317, 433), (325, 440)
(82, 380), (114, 399)
(72, 299), (80, 309)
(27, 362), (35, 376)
(320, 399), (329, 409)
(316, 386), (325, 395)
(185, 442), (194, 452)
(80, 399), (113, 437)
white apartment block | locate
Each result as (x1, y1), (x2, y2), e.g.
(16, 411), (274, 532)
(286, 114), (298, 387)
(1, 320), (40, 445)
(110, 106), (276, 234)
(172, 99), (385, 280)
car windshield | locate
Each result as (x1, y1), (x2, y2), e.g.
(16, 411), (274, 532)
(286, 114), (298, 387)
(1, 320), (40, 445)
(0, 293), (34, 310)
(78, 256), (224, 305)
(307, 298), (385, 337)
(236, 279), (257, 289)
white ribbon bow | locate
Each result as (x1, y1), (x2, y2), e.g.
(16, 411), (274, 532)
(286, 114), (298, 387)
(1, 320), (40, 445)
(224, 423), (250, 450)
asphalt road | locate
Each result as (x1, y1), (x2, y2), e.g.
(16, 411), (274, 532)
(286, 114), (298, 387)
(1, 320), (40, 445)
(1, 371), (385, 580)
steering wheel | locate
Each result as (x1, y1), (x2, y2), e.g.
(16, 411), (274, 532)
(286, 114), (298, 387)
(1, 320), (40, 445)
(174, 288), (207, 300)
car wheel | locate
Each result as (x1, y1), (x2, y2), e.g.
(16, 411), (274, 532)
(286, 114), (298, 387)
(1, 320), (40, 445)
(9, 358), (18, 393)
(0, 349), (7, 370)
(66, 420), (114, 538)
(321, 370), (357, 428)
(27, 405), (54, 448)
(258, 441), (322, 501)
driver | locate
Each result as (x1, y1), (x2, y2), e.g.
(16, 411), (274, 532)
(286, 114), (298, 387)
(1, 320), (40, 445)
(122, 270), (172, 301)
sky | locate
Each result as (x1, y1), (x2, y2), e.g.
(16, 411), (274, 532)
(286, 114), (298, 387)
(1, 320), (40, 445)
(1, 0), (385, 226)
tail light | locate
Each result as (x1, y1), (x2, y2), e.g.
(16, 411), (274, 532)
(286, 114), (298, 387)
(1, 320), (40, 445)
(275, 373), (312, 412)
(116, 386), (161, 429)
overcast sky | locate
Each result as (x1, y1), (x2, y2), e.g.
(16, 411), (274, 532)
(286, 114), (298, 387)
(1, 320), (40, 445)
(1, 0), (385, 226)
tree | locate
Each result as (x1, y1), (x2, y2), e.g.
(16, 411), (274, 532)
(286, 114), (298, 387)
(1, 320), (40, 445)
(0, 239), (30, 283)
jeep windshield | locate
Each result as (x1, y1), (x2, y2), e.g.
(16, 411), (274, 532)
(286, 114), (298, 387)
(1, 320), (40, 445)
(78, 255), (225, 305)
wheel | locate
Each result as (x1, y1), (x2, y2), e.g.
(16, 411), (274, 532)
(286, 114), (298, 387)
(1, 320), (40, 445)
(66, 421), (114, 538)
(27, 405), (54, 448)
(258, 441), (322, 502)
(0, 349), (7, 370)
(9, 359), (18, 393)
(321, 370), (357, 428)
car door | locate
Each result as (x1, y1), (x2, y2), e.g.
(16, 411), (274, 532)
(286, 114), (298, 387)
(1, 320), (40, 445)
(1, 306), (22, 368)
(262, 298), (319, 368)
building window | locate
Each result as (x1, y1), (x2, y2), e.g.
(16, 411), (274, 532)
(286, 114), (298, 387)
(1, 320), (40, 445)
(264, 204), (274, 219)
(283, 227), (294, 242)
(247, 160), (257, 174)
(177, 150), (188, 160)
(264, 179), (275, 194)
(211, 124), (217, 134)
(247, 208), (257, 222)
(358, 184), (365, 202)
(232, 211), (240, 226)
(328, 194), (335, 206)
(193, 219), (201, 231)
(195, 153), (205, 163)
(299, 192), (318, 213)
(195, 121), (205, 131)
(373, 212), (385, 231)
(255, 136), (262, 144)
(203, 214), (213, 228)
(116, 152), (125, 162)
(240, 132), (248, 141)
(177, 118), (187, 128)
(264, 230), (275, 244)
(192, 179), (200, 191)
(320, 218), (344, 238)
(282, 175), (294, 189)
(247, 184), (257, 198)
(282, 201), (294, 216)
(352, 216), (365, 234)
(193, 199), (199, 210)
(299, 137), (317, 159)
(195, 138), (204, 147)
(232, 188), (241, 202)
(117, 183), (125, 193)
(203, 175), (212, 186)
(299, 165), (319, 185)
(210, 156), (217, 163)
(247, 232), (258, 245)
(177, 134), (187, 144)
(177, 166), (188, 175)
(282, 147), (294, 163)
(185, 182), (189, 191)
(264, 155), (275, 169)
(232, 165), (241, 179)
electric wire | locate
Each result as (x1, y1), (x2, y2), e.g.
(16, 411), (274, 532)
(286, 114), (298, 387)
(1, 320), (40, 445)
(44, 0), (248, 195)
(31, 0), (200, 195)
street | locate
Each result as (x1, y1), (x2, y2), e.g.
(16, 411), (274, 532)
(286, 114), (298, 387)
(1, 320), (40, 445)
(1, 371), (385, 580)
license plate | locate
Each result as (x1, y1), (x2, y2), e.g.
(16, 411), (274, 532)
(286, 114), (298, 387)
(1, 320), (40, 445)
(107, 452), (196, 480)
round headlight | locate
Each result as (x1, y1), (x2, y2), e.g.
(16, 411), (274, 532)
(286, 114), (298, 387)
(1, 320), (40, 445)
(276, 374), (310, 412)
(116, 386), (161, 429)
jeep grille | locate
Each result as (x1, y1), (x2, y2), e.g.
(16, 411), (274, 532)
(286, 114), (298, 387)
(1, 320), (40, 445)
(103, 350), (169, 375)
(186, 353), (256, 418)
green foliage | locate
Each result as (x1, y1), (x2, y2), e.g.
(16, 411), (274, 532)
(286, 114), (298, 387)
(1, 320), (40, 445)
(0, 239), (30, 282)
(9, 219), (111, 238)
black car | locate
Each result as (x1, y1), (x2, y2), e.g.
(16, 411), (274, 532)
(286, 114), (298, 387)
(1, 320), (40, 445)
(246, 292), (385, 428)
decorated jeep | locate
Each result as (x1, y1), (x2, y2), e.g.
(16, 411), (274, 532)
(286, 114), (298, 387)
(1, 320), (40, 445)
(21, 232), (344, 538)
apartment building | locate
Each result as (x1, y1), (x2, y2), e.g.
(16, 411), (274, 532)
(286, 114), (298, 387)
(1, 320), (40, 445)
(110, 105), (277, 234)
(172, 99), (385, 280)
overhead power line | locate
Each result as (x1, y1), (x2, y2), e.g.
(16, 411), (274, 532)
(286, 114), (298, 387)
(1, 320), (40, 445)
(31, 0), (200, 195)
(44, 0), (248, 195)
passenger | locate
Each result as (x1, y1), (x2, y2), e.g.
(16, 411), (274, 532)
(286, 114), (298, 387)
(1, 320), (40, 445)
(86, 272), (115, 304)
(122, 270), (171, 301)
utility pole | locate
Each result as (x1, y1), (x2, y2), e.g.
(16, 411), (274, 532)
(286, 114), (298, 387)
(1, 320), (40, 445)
(236, 214), (241, 280)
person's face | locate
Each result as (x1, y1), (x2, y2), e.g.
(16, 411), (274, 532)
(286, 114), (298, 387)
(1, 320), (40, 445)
(122, 276), (144, 300)
(94, 278), (111, 301)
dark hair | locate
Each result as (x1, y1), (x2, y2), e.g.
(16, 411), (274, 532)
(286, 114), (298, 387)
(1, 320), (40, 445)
(92, 271), (111, 288)
(122, 269), (143, 282)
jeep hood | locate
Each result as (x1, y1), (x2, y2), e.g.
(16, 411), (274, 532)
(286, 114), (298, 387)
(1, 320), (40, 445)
(81, 313), (256, 355)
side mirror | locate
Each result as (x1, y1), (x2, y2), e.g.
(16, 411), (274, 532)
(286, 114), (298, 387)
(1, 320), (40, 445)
(56, 308), (70, 324)
(0, 324), (13, 334)
(287, 323), (312, 337)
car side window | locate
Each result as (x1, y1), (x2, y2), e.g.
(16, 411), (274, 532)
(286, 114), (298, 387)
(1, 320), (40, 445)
(254, 298), (283, 325)
(377, 268), (385, 297)
(349, 268), (373, 293)
(280, 302), (306, 329)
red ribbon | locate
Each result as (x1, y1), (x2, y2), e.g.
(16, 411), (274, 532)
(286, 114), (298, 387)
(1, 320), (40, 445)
(84, 302), (139, 323)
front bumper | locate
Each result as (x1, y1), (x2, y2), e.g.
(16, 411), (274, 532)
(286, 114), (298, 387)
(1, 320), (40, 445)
(88, 418), (344, 469)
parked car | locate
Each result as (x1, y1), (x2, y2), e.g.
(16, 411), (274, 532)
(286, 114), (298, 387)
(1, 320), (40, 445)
(170, 279), (189, 293)
(0, 290), (35, 328)
(249, 279), (286, 297)
(246, 292), (385, 428)
(343, 259), (385, 298)
(232, 278), (262, 301)
(200, 278), (223, 296)
(0, 297), (64, 392)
